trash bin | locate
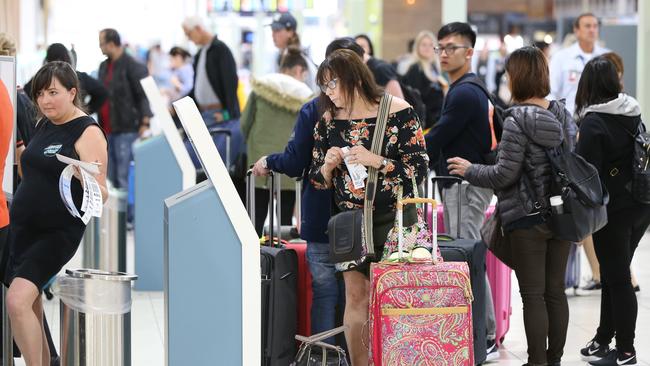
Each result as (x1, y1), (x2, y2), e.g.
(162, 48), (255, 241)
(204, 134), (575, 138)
(54, 269), (137, 366)
(81, 217), (100, 269)
(98, 188), (127, 272)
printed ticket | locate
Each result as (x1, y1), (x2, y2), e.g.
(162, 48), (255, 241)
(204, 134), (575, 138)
(58, 162), (103, 225)
(342, 147), (368, 189)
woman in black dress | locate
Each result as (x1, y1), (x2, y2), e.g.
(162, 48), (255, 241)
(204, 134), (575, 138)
(4, 61), (108, 366)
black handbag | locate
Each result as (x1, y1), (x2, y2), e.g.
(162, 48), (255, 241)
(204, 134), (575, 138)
(543, 145), (609, 242)
(328, 94), (393, 264)
(292, 326), (349, 366)
(480, 207), (515, 269)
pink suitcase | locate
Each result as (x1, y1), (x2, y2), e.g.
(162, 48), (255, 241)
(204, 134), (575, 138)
(482, 207), (513, 345)
(486, 251), (512, 345)
(369, 261), (474, 366)
(369, 198), (474, 366)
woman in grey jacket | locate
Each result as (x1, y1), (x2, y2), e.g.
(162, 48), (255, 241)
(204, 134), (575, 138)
(447, 47), (576, 366)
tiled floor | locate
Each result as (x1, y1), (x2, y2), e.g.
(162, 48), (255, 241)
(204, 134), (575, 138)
(11, 230), (650, 365)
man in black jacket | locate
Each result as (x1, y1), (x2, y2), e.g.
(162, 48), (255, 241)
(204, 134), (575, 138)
(182, 16), (245, 199)
(98, 28), (152, 189)
(182, 17), (240, 123)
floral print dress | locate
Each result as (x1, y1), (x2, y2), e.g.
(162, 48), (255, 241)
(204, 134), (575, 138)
(309, 107), (429, 212)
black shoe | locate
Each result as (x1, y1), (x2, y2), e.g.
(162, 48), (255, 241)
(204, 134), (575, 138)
(485, 339), (499, 362)
(582, 279), (602, 291)
(580, 339), (610, 362)
(589, 350), (636, 365)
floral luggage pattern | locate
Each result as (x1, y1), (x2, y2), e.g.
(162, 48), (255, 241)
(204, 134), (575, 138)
(369, 261), (474, 366)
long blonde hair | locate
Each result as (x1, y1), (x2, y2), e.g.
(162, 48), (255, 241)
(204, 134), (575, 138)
(411, 30), (439, 82)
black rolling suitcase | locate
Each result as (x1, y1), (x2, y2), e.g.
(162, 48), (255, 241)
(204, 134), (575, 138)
(432, 176), (488, 365)
(247, 170), (298, 366)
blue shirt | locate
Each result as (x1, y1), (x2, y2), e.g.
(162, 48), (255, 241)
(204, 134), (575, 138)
(266, 98), (332, 243)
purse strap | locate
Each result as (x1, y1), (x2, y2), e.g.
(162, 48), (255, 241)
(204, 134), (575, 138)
(363, 93), (393, 256)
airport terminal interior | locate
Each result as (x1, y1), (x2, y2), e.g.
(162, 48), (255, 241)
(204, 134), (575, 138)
(1, 0), (650, 365)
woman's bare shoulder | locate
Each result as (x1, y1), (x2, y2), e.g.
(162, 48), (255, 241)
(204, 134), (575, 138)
(388, 96), (411, 113)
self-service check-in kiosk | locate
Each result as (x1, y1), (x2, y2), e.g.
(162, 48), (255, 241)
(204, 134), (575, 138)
(164, 97), (260, 365)
(133, 77), (195, 291)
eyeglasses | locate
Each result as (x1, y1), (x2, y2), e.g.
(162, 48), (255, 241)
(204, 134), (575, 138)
(319, 78), (338, 94)
(434, 45), (470, 55)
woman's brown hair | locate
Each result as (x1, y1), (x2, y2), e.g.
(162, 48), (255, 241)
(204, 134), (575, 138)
(30, 61), (84, 113)
(505, 46), (550, 103)
(316, 49), (382, 119)
(602, 52), (624, 76)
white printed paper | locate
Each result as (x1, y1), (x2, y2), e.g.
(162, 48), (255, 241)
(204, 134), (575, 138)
(58, 163), (103, 225)
(342, 147), (368, 189)
(56, 154), (101, 175)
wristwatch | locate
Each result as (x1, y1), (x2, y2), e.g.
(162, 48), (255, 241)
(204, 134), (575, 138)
(261, 156), (268, 169)
(378, 157), (388, 170)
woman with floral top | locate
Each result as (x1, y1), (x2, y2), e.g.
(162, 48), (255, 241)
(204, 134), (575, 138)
(309, 49), (429, 365)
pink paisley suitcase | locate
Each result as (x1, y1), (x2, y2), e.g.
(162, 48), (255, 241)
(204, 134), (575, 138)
(369, 198), (474, 366)
(369, 261), (474, 366)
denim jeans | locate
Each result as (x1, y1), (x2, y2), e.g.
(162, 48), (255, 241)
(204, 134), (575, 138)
(108, 132), (138, 189)
(306, 241), (345, 344)
(442, 183), (497, 340)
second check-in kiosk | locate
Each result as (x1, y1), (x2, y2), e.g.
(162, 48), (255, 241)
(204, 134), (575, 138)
(164, 97), (260, 365)
(133, 77), (195, 291)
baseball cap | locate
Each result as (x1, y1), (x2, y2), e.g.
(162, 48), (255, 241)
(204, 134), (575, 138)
(269, 12), (297, 31)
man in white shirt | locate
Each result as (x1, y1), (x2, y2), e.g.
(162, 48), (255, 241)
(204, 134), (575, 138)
(549, 13), (609, 116)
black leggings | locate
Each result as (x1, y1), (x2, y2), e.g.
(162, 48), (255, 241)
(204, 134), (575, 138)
(593, 204), (650, 354)
(254, 188), (296, 236)
(510, 223), (571, 365)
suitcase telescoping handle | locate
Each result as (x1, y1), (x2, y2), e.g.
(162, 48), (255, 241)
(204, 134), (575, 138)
(208, 127), (231, 170)
(396, 197), (438, 261)
(245, 170), (282, 244)
(430, 176), (463, 238)
(295, 177), (302, 235)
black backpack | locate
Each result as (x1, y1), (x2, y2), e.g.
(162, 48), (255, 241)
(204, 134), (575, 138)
(517, 114), (609, 242)
(625, 121), (650, 204)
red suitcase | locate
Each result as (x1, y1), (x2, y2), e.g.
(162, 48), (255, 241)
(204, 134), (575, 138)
(285, 178), (312, 337)
(285, 240), (312, 337)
